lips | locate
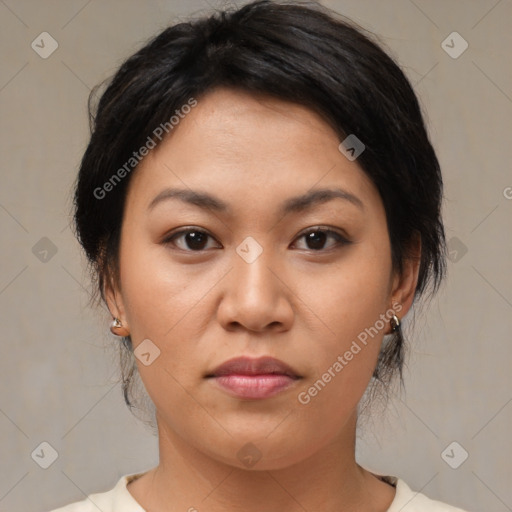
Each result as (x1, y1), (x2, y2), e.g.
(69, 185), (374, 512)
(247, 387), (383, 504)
(206, 356), (301, 379)
(206, 356), (301, 400)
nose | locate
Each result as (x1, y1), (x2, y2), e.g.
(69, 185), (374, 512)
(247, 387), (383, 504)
(216, 244), (294, 333)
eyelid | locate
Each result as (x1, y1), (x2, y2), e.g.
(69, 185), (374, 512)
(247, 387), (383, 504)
(295, 225), (351, 241)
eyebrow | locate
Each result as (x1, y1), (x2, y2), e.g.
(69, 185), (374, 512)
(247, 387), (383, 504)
(147, 186), (364, 215)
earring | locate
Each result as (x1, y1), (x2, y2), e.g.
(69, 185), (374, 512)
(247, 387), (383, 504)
(390, 313), (401, 333)
(110, 317), (129, 337)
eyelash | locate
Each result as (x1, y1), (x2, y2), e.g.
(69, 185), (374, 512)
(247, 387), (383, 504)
(162, 226), (352, 253)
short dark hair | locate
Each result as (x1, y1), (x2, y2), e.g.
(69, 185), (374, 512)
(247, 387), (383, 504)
(72, 0), (447, 417)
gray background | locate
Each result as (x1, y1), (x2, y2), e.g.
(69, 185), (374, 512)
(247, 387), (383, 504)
(1, 1), (511, 511)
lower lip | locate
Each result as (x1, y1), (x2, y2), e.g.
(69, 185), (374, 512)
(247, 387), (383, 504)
(210, 374), (297, 399)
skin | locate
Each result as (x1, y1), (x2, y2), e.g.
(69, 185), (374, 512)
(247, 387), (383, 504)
(105, 86), (421, 512)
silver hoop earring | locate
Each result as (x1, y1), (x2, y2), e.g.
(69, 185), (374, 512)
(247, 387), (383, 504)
(390, 314), (401, 333)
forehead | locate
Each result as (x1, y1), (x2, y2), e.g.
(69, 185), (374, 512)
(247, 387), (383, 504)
(124, 87), (380, 215)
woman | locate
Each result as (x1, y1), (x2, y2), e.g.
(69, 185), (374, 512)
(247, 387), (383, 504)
(53, 1), (469, 510)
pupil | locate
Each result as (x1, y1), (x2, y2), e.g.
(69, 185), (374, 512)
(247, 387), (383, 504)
(186, 232), (207, 250)
(307, 231), (326, 250)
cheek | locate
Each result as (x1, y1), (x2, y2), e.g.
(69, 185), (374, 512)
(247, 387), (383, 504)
(118, 243), (210, 425)
(118, 236), (222, 387)
(304, 239), (392, 339)
(296, 237), (392, 389)
(119, 235), (205, 337)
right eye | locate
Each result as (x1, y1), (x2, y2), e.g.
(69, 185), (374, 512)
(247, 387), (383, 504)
(162, 228), (222, 252)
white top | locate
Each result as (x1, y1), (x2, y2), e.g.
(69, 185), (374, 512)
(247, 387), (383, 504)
(49, 471), (469, 512)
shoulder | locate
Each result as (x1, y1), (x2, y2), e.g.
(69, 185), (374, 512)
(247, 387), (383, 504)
(387, 476), (469, 512)
(48, 474), (146, 512)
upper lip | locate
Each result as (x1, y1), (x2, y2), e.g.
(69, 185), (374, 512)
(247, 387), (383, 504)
(206, 356), (301, 379)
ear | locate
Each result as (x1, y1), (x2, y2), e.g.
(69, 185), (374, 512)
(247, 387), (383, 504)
(104, 272), (130, 336)
(389, 233), (421, 318)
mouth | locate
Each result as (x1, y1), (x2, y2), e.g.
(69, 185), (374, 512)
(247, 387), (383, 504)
(205, 356), (302, 400)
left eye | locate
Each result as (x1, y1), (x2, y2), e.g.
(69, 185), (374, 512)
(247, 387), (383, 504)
(293, 228), (350, 251)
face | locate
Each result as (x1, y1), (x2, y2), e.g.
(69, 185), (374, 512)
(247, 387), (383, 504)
(106, 87), (418, 470)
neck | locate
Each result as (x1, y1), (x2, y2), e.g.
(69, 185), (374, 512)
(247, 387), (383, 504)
(127, 410), (395, 512)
